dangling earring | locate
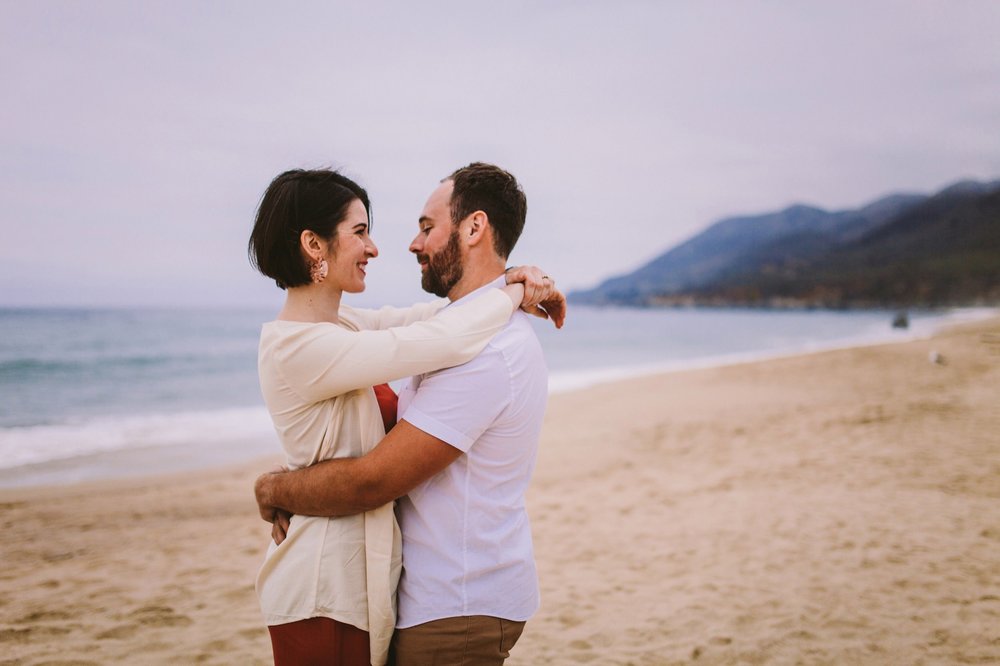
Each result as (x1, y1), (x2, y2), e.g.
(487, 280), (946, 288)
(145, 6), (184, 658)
(310, 258), (328, 283)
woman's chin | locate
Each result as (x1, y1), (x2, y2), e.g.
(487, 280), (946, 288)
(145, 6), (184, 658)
(344, 282), (367, 294)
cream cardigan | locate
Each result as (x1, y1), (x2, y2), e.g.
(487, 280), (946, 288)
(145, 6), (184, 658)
(255, 288), (515, 666)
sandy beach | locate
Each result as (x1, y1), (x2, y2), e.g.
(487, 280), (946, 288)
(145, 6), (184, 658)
(2, 317), (998, 665)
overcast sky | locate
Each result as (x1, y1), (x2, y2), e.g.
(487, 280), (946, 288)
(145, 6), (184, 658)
(2, 1), (998, 309)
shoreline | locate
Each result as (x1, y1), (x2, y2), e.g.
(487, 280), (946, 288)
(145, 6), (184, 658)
(2, 308), (995, 491)
(547, 306), (996, 394)
(2, 316), (998, 663)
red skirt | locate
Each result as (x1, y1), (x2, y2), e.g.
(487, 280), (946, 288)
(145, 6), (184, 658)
(268, 617), (370, 666)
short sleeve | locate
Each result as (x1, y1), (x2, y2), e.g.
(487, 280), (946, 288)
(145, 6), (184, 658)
(399, 346), (512, 453)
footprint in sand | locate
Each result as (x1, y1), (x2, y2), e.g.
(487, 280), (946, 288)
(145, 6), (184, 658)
(223, 585), (256, 603)
(239, 626), (267, 640)
(16, 609), (72, 623)
(129, 605), (193, 627)
(568, 642), (599, 663)
(96, 624), (139, 640)
(1, 625), (72, 643)
(558, 612), (584, 628)
(97, 607), (194, 640)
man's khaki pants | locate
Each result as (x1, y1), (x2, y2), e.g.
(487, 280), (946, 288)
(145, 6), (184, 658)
(390, 615), (526, 666)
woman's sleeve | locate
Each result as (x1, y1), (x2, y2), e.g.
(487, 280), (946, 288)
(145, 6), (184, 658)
(339, 299), (448, 330)
(276, 289), (515, 402)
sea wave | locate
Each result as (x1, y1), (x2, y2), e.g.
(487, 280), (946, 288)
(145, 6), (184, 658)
(0, 353), (236, 376)
(0, 407), (276, 470)
(0, 358), (81, 374)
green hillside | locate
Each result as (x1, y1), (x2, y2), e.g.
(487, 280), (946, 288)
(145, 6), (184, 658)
(571, 180), (1000, 309)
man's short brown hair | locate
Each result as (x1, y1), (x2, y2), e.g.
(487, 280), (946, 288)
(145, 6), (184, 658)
(446, 162), (527, 259)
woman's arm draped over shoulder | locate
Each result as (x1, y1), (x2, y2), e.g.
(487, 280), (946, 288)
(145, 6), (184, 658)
(272, 288), (518, 402)
(338, 299), (449, 331)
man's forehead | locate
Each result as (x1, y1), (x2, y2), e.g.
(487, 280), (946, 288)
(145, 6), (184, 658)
(420, 180), (454, 221)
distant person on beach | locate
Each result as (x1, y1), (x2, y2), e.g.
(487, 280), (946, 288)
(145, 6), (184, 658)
(249, 165), (563, 666)
(255, 162), (557, 666)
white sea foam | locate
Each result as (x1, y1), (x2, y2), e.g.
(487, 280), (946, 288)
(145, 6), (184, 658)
(0, 406), (275, 470)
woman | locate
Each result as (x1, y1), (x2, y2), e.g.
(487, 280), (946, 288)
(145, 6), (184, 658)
(247, 168), (560, 666)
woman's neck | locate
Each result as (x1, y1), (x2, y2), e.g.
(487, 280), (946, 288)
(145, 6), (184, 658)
(277, 284), (343, 323)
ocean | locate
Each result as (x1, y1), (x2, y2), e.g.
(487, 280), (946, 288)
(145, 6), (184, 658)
(0, 304), (990, 488)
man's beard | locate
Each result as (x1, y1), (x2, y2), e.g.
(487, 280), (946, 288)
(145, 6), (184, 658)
(419, 228), (464, 297)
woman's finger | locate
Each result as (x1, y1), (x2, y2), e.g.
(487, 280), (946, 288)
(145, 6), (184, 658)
(539, 291), (567, 328)
(520, 304), (550, 320)
(528, 283), (543, 307)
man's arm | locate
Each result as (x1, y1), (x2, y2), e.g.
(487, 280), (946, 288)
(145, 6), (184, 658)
(255, 420), (462, 522)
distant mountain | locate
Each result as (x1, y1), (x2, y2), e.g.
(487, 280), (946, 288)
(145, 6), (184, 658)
(570, 179), (1000, 309)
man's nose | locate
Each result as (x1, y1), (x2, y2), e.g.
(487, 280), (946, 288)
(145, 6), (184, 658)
(409, 234), (421, 254)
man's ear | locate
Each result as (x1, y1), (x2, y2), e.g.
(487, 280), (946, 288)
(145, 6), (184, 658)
(463, 211), (490, 247)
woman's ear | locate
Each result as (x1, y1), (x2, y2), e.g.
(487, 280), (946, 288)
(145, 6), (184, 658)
(300, 230), (325, 261)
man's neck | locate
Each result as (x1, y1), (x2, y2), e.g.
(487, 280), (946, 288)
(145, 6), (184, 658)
(446, 258), (507, 302)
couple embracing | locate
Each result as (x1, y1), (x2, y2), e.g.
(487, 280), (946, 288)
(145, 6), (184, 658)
(248, 162), (565, 665)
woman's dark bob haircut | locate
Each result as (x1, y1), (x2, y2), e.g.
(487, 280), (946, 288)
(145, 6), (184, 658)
(248, 169), (371, 289)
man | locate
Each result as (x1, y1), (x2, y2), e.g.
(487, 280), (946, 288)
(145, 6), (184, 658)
(255, 162), (562, 665)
